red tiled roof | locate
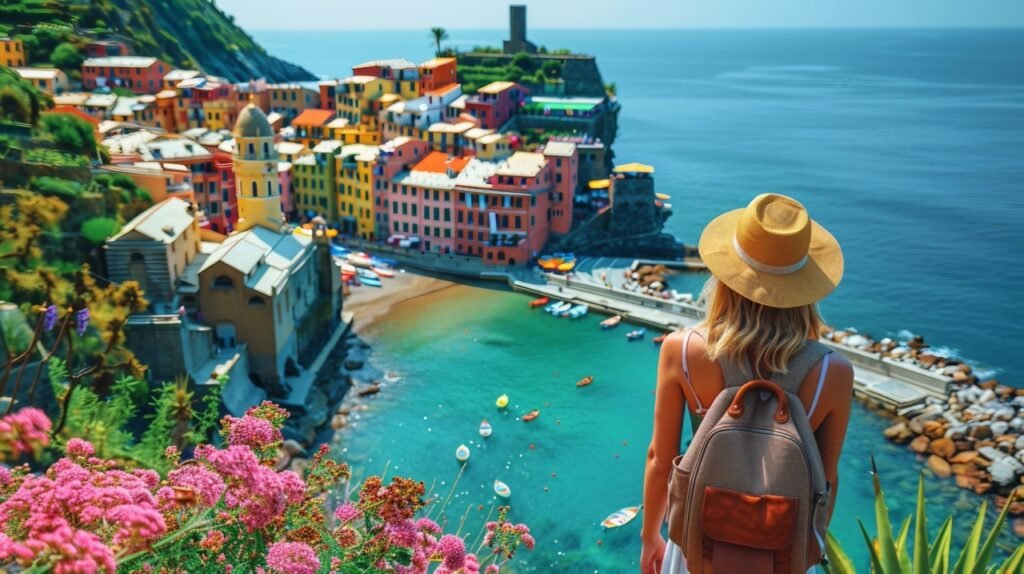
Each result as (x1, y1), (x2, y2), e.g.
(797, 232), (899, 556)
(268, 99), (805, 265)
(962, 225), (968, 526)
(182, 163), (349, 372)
(412, 151), (470, 174)
(425, 83), (460, 97)
(291, 108), (335, 127)
(46, 106), (100, 127)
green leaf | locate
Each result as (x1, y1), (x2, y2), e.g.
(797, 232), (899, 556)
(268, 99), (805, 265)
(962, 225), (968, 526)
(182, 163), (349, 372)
(996, 543), (1024, 574)
(930, 517), (953, 574)
(952, 501), (988, 574)
(971, 492), (1016, 574)
(825, 530), (857, 574)
(914, 474), (931, 574)
(897, 515), (913, 573)
(860, 519), (886, 574)
(872, 457), (904, 573)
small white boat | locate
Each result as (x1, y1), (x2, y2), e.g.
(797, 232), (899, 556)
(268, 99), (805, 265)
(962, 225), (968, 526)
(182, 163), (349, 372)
(372, 266), (395, 278)
(568, 304), (589, 319)
(626, 328), (646, 341)
(602, 506), (640, 529)
(493, 480), (511, 498)
(496, 394), (509, 409)
(455, 444), (470, 463)
(479, 420), (492, 438)
(339, 262), (357, 274)
(347, 252), (373, 268)
(600, 315), (622, 329)
(550, 302), (573, 316)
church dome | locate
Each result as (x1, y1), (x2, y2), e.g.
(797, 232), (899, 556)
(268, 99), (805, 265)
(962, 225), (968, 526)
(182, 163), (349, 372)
(233, 103), (274, 138)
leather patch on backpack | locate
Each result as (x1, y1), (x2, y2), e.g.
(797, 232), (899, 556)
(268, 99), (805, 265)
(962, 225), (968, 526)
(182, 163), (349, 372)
(701, 486), (799, 550)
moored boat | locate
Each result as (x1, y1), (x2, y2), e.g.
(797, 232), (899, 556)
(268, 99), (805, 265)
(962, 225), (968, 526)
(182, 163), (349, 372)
(601, 506), (640, 529)
(568, 304), (589, 319)
(493, 480), (511, 498)
(479, 420), (492, 438)
(600, 315), (622, 329)
(550, 302), (573, 316)
(347, 252), (373, 268)
(557, 260), (576, 272)
(529, 296), (550, 308)
(496, 394), (509, 409)
(626, 328), (646, 341)
(371, 266), (395, 278)
(455, 444), (470, 463)
(576, 376), (594, 388)
(522, 409), (540, 422)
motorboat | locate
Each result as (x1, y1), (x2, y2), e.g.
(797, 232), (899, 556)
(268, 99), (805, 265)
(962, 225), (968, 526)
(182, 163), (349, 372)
(522, 409), (540, 422)
(600, 315), (622, 329)
(576, 376), (594, 388)
(371, 267), (395, 278)
(494, 480), (511, 498)
(568, 304), (589, 319)
(529, 296), (550, 308)
(626, 328), (646, 341)
(602, 506), (640, 529)
(347, 252), (373, 268)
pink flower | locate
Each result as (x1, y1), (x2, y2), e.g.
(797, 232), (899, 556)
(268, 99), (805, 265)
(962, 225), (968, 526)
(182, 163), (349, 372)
(266, 541), (320, 574)
(334, 502), (360, 524)
(436, 534), (466, 570)
(166, 464), (225, 506)
(65, 438), (95, 460)
(224, 415), (282, 452)
(0, 407), (51, 462)
(485, 565), (500, 574)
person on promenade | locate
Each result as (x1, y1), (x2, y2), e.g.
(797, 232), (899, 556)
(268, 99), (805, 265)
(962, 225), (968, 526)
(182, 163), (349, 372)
(640, 194), (854, 574)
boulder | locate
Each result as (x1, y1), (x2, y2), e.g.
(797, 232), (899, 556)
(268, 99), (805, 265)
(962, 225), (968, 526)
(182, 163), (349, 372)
(952, 371), (970, 383)
(923, 420), (946, 439)
(1016, 435), (1024, 452)
(951, 450), (980, 464)
(955, 440), (975, 452)
(994, 408), (1016, 422)
(1014, 519), (1024, 538)
(989, 458), (1022, 487)
(958, 363), (973, 375)
(980, 446), (1005, 462)
(945, 425), (968, 440)
(918, 354), (940, 368)
(909, 420), (925, 435)
(969, 424), (993, 440)
(928, 455), (952, 478)
(909, 435), (931, 454)
(955, 474), (974, 489)
(990, 421), (1010, 437)
(356, 383), (381, 397)
(929, 437), (957, 459)
(973, 480), (993, 495)
(344, 359), (365, 371)
(978, 379), (999, 390)
(883, 422), (912, 442)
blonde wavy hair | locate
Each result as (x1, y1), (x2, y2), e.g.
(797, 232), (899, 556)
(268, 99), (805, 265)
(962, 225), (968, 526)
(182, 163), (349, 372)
(697, 276), (827, 376)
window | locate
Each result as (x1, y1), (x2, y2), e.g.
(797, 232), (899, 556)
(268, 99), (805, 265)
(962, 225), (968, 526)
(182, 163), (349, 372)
(444, 209), (450, 222)
(247, 143), (255, 156)
(444, 228), (451, 238)
(213, 275), (234, 289)
(457, 211), (463, 223)
(248, 296), (266, 307)
(251, 181), (258, 196)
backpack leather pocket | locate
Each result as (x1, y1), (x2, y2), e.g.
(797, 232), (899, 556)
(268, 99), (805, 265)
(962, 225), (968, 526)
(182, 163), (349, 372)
(666, 455), (690, 547)
(701, 486), (798, 550)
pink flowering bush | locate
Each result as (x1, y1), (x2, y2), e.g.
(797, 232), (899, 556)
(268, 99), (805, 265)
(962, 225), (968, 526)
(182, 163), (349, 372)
(0, 402), (534, 573)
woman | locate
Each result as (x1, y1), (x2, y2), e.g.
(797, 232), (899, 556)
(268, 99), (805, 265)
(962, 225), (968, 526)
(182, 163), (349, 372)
(640, 193), (854, 573)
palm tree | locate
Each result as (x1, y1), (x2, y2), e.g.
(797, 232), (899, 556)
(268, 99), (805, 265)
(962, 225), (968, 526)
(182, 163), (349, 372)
(430, 27), (449, 56)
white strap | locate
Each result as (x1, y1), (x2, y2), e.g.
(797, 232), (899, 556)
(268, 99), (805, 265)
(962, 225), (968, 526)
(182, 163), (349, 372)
(681, 330), (705, 414)
(806, 352), (831, 419)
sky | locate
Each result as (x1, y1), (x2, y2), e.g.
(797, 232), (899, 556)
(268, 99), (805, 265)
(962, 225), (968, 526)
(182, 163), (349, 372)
(218, 0), (1024, 30)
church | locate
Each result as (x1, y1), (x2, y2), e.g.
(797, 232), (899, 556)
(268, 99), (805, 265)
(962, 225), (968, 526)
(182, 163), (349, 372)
(107, 103), (342, 399)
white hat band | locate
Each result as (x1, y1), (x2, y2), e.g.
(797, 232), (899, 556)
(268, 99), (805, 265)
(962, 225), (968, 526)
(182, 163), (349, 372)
(733, 235), (808, 275)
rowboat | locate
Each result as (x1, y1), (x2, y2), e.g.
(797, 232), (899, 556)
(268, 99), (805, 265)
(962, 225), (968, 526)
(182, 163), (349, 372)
(626, 328), (646, 341)
(372, 256), (399, 267)
(522, 409), (540, 422)
(576, 376), (594, 388)
(496, 394), (509, 409)
(568, 304), (589, 319)
(549, 302), (573, 316)
(653, 333), (669, 344)
(557, 260), (576, 272)
(372, 266), (395, 278)
(359, 276), (382, 288)
(601, 506), (640, 529)
(339, 262), (357, 274)
(529, 296), (550, 308)
(347, 252), (373, 268)
(479, 420), (492, 438)
(544, 301), (560, 313)
(455, 444), (470, 463)
(600, 315), (622, 329)
(329, 244), (349, 257)
(494, 480), (511, 498)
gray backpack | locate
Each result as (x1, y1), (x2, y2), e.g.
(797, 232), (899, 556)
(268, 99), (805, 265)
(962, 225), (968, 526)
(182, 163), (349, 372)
(667, 331), (833, 573)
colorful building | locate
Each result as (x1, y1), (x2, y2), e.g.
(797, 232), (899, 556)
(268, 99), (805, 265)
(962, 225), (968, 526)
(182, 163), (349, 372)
(269, 83), (319, 121)
(372, 138), (432, 240)
(335, 75), (398, 145)
(388, 151), (467, 253)
(335, 144), (377, 238)
(426, 121), (474, 155)
(82, 56), (171, 94)
(203, 97), (240, 132)
(291, 108), (335, 148)
(464, 81), (527, 130)
(85, 40), (128, 58)
(317, 80), (337, 112)
(541, 141), (578, 234)
(98, 162), (195, 205)
(292, 140), (340, 222)
(379, 83), (463, 142)
(352, 59), (420, 99)
(418, 57), (458, 93)
(13, 67), (68, 95)
(0, 38), (25, 68)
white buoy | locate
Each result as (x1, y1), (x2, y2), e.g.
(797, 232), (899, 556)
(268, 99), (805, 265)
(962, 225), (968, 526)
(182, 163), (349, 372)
(455, 444), (470, 463)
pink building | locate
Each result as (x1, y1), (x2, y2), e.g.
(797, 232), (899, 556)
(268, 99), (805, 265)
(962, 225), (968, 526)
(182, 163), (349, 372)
(541, 141), (578, 235)
(373, 138), (432, 239)
(464, 81), (527, 130)
(386, 150), (465, 253)
(82, 56), (171, 94)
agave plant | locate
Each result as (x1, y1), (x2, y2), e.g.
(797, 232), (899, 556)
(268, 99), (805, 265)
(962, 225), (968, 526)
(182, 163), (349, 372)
(825, 458), (1023, 574)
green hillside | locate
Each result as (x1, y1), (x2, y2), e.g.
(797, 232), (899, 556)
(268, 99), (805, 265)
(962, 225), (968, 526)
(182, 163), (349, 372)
(0, 0), (315, 82)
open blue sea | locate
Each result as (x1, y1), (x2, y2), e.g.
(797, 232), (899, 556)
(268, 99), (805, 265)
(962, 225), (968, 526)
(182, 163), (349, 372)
(252, 29), (1024, 569)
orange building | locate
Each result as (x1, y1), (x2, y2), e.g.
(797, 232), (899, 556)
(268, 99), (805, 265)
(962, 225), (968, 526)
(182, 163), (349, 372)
(0, 38), (25, 68)
(418, 57), (457, 93)
(291, 108), (336, 148)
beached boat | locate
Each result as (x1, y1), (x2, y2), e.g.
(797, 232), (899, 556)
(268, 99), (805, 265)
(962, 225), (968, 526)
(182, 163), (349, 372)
(496, 394), (509, 409)
(522, 409), (540, 422)
(372, 256), (399, 268)
(329, 244), (349, 257)
(371, 266), (395, 278)
(576, 376), (594, 388)
(356, 269), (382, 287)
(479, 420), (492, 438)
(557, 261), (576, 272)
(455, 444), (470, 463)
(653, 333), (669, 344)
(529, 296), (550, 308)
(601, 506), (640, 529)
(568, 304), (589, 319)
(626, 328), (646, 341)
(347, 252), (373, 268)
(600, 315), (622, 329)
(493, 480), (511, 498)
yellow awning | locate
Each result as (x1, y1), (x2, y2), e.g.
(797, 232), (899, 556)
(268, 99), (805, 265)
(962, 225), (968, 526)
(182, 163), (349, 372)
(588, 179), (611, 189)
(613, 162), (655, 174)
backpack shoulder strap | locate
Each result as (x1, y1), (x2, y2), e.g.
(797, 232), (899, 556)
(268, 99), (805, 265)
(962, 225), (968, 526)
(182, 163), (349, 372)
(771, 341), (832, 397)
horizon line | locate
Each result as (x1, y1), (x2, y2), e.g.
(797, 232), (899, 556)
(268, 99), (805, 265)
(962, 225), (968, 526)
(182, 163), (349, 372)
(249, 25), (1024, 32)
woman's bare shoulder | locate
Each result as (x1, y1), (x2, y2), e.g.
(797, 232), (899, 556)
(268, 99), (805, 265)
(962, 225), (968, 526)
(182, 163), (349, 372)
(824, 351), (854, 395)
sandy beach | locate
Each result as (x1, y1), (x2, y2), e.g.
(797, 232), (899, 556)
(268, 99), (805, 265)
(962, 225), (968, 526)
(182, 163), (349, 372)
(343, 271), (459, 333)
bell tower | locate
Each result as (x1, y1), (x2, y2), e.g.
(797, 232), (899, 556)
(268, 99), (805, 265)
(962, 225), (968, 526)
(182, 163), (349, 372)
(233, 103), (285, 233)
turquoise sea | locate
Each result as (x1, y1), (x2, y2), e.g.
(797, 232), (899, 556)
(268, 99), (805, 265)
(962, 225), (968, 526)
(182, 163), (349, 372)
(252, 29), (1024, 569)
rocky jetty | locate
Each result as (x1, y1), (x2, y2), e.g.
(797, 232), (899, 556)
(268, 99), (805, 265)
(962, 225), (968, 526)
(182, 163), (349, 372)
(825, 328), (973, 379)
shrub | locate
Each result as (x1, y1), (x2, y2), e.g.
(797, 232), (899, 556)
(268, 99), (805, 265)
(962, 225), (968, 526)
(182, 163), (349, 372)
(81, 216), (121, 244)
(511, 51), (536, 73)
(50, 42), (84, 71)
(40, 113), (97, 156)
(541, 60), (562, 79)
(28, 175), (83, 198)
(0, 85), (31, 124)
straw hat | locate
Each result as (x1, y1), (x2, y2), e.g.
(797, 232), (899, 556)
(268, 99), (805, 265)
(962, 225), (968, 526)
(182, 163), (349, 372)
(698, 193), (843, 309)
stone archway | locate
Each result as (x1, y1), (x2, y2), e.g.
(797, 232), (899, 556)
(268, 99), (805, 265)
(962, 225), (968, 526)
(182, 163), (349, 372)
(215, 321), (237, 348)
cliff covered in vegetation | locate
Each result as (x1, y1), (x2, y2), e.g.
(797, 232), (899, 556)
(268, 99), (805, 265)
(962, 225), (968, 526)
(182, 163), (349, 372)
(0, 0), (314, 82)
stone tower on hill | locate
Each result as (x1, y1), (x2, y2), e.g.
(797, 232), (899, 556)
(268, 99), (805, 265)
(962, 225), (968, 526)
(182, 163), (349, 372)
(233, 103), (285, 233)
(504, 5), (537, 54)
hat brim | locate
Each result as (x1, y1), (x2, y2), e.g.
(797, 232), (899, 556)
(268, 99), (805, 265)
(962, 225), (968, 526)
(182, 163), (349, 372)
(698, 208), (843, 309)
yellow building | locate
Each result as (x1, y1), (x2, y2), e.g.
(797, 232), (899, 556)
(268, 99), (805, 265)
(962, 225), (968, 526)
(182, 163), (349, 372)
(336, 144), (377, 238)
(335, 76), (397, 145)
(203, 98), (239, 132)
(233, 103), (285, 232)
(1, 38), (25, 68)
(292, 140), (341, 221)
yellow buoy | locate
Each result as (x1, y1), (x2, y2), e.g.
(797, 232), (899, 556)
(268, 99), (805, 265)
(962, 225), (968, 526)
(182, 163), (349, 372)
(496, 394), (509, 409)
